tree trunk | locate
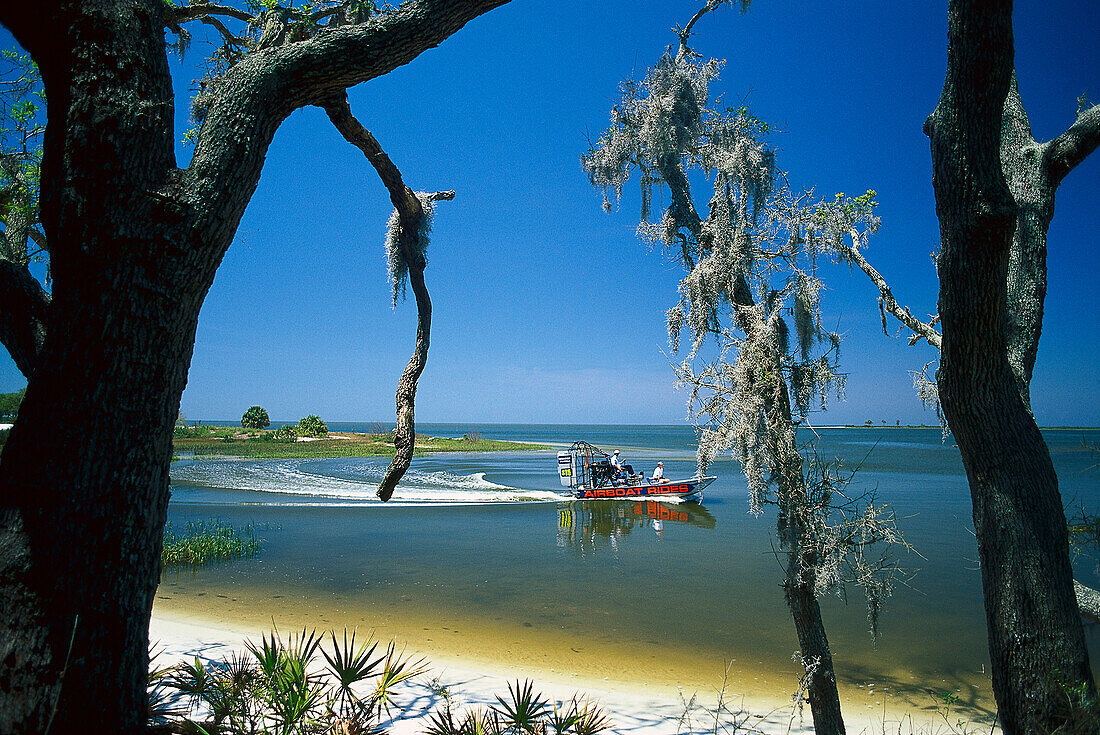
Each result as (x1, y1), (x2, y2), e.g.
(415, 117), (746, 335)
(768, 379), (847, 735)
(1001, 78), (1053, 409)
(0, 273), (202, 732)
(0, 0), (510, 729)
(928, 2), (1096, 731)
(785, 580), (845, 735)
(0, 2), (212, 730)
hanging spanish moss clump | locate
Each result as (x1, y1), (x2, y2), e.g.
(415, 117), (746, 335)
(587, 4), (910, 726)
(384, 194), (434, 307)
(793, 271), (821, 360)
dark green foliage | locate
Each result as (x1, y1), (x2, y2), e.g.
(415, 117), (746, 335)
(174, 424), (213, 439)
(241, 405), (270, 429)
(151, 626), (428, 734)
(161, 520), (260, 569)
(0, 52), (45, 269)
(425, 679), (611, 735)
(296, 414), (328, 437)
(0, 388), (24, 419)
(271, 425), (297, 443)
(147, 628), (613, 735)
(494, 679), (550, 732)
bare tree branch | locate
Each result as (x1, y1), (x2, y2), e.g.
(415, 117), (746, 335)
(1044, 104), (1100, 187)
(0, 259), (49, 378)
(199, 15), (252, 49)
(844, 228), (941, 349)
(162, 3), (253, 25)
(180, 0), (507, 266)
(322, 95), (453, 502)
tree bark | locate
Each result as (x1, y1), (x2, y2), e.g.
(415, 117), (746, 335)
(0, 0), (508, 730)
(0, 1), (193, 730)
(768, 381), (846, 735)
(0, 259), (49, 378)
(927, 1), (1096, 731)
(785, 581), (845, 735)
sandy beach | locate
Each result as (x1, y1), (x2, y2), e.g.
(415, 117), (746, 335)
(150, 610), (985, 734)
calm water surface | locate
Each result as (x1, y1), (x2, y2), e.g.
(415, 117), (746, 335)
(159, 425), (1100, 715)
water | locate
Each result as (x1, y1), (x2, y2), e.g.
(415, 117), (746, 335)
(160, 425), (1100, 715)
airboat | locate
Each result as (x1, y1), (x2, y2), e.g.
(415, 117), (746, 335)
(556, 441), (716, 502)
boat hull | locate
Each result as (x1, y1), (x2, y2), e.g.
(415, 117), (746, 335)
(571, 477), (715, 502)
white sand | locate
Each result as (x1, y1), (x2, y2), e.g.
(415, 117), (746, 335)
(150, 611), (964, 735)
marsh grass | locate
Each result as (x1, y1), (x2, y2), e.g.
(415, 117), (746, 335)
(162, 520), (260, 569)
(174, 426), (546, 459)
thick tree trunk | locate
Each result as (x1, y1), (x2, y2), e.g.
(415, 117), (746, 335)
(928, 2), (1096, 731)
(0, 0), (510, 730)
(0, 273), (202, 732)
(1001, 78), (1053, 409)
(0, 3), (215, 731)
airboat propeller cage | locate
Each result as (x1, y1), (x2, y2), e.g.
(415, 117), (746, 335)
(558, 441), (611, 489)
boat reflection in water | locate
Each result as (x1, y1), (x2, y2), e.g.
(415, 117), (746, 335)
(556, 499), (716, 553)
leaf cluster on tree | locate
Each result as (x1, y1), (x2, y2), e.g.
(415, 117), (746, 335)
(241, 405), (270, 429)
(295, 414), (328, 437)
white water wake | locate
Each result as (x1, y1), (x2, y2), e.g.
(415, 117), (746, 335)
(171, 458), (564, 505)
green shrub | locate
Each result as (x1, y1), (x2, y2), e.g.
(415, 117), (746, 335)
(0, 428), (8, 448)
(296, 414), (328, 438)
(149, 637), (610, 735)
(272, 425), (297, 443)
(0, 388), (24, 420)
(241, 405), (270, 429)
(173, 424), (211, 439)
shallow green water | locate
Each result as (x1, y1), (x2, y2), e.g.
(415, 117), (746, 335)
(160, 425), (1100, 715)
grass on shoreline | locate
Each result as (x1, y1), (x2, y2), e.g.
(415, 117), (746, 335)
(173, 425), (547, 459)
(162, 519), (260, 569)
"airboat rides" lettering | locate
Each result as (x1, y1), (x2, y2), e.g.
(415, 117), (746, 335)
(579, 484), (692, 499)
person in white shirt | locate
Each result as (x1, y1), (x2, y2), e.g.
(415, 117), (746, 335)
(650, 461), (665, 482)
(610, 450), (634, 479)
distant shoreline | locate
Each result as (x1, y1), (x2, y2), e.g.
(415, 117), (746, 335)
(173, 424), (549, 460)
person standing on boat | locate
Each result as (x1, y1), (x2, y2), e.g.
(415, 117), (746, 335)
(650, 461), (667, 483)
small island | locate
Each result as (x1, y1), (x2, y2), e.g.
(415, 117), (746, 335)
(173, 423), (548, 460)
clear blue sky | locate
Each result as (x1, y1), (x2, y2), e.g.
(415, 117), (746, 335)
(1, 1), (1097, 426)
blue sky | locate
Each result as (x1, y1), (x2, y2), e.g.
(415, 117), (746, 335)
(1, 1), (1097, 426)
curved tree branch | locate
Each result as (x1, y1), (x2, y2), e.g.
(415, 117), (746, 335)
(162, 3), (253, 25)
(179, 0), (507, 275)
(232, 0), (509, 110)
(844, 228), (941, 349)
(0, 259), (49, 378)
(322, 95), (454, 502)
(199, 16), (253, 49)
